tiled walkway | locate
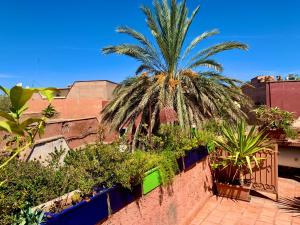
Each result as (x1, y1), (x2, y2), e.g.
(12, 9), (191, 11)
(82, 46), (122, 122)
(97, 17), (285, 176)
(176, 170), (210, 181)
(190, 178), (300, 225)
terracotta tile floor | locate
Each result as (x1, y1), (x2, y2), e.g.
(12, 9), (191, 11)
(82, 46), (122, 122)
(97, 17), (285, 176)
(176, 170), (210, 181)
(190, 178), (300, 225)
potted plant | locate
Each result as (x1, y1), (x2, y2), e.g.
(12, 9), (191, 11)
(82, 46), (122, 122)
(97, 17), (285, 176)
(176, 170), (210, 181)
(179, 130), (214, 170)
(213, 120), (272, 201)
(253, 106), (297, 140)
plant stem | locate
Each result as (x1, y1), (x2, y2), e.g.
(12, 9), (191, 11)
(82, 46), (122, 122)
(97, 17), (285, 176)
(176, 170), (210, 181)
(0, 142), (31, 170)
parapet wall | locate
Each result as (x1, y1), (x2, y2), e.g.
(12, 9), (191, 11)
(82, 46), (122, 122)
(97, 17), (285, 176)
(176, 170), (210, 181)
(99, 157), (213, 225)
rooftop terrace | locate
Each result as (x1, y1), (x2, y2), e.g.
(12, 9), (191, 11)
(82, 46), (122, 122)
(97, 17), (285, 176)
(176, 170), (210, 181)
(190, 178), (300, 225)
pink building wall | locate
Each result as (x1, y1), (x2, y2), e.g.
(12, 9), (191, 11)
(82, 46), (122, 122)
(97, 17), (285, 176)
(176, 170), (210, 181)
(242, 77), (300, 118)
(27, 80), (117, 120)
(37, 117), (100, 149)
(99, 157), (213, 225)
(266, 81), (300, 117)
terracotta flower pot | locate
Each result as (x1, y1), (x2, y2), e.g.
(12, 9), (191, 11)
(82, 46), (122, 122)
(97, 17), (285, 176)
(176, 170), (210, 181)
(216, 182), (252, 202)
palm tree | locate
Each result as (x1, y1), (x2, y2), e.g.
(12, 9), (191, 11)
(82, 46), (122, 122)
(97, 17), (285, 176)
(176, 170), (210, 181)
(101, 0), (249, 147)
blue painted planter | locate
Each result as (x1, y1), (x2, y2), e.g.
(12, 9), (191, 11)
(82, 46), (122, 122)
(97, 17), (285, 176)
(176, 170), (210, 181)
(180, 145), (209, 170)
(42, 146), (209, 225)
(108, 185), (141, 213)
(196, 145), (209, 161)
(45, 190), (109, 225)
(177, 157), (184, 172)
(183, 148), (199, 169)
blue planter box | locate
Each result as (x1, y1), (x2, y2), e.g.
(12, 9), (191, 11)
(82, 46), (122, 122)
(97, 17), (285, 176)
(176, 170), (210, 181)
(179, 145), (209, 171)
(177, 157), (184, 172)
(183, 148), (199, 169)
(196, 145), (209, 161)
(108, 185), (141, 213)
(45, 190), (109, 225)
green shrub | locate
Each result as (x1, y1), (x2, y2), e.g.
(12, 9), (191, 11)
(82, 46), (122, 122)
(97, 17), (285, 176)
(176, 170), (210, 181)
(138, 125), (193, 157)
(200, 119), (223, 135)
(192, 130), (216, 152)
(0, 125), (212, 224)
(119, 150), (178, 187)
(64, 144), (178, 189)
(0, 160), (75, 225)
(64, 143), (130, 191)
(139, 124), (216, 155)
(0, 95), (10, 113)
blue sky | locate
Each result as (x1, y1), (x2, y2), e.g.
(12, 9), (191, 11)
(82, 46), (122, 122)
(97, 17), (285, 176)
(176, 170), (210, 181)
(0, 0), (299, 88)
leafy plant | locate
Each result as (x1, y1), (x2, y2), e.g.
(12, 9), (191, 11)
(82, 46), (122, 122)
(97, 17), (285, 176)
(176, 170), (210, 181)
(138, 125), (194, 157)
(192, 130), (216, 152)
(0, 159), (76, 225)
(200, 119), (224, 135)
(214, 120), (272, 185)
(0, 85), (56, 170)
(42, 104), (57, 119)
(64, 143), (178, 190)
(0, 95), (10, 113)
(12, 202), (45, 225)
(101, 0), (249, 147)
(118, 149), (178, 187)
(254, 106), (297, 139)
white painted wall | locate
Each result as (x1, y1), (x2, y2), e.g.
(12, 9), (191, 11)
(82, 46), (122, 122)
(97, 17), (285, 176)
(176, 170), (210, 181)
(28, 138), (70, 165)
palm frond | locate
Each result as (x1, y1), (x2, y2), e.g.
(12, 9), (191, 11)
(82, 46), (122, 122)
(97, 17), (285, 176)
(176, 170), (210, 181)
(101, 0), (250, 146)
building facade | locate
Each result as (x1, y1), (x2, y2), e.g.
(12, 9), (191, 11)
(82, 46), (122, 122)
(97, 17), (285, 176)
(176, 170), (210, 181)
(242, 76), (300, 118)
(27, 80), (118, 120)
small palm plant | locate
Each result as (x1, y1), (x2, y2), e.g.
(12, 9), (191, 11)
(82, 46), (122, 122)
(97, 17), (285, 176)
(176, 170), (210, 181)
(215, 120), (272, 185)
(12, 202), (45, 225)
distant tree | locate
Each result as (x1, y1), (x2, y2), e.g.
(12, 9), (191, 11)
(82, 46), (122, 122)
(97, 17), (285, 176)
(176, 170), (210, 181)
(286, 74), (300, 80)
(0, 95), (10, 113)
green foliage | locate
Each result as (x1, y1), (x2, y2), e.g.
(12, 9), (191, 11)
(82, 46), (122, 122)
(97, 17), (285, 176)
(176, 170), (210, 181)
(200, 119), (224, 135)
(214, 120), (272, 185)
(192, 130), (216, 151)
(0, 125), (212, 224)
(64, 144), (128, 192)
(64, 143), (178, 190)
(101, 0), (249, 146)
(118, 150), (178, 187)
(0, 95), (10, 113)
(0, 85), (57, 171)
(138, 124), (216, 156)
(12, 202), (45, 225)
(254, 106), (297, 139)
(0, 160), (76, 225)
(157, 150), (178, 185)
(42, 104), (57, 119)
